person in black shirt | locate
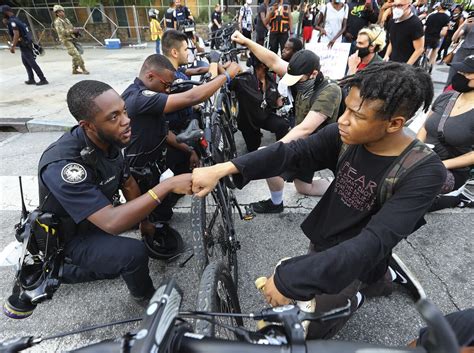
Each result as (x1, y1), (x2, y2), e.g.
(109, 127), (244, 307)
(256, 0), (269, 45)
(344, 0), (379, 48)
(192, 62), (445, 338)
(210, 4), (222, 49)
(383, 0), (424, 64)
(230, 54), (290, 151)
(437, 5), (465, 62)
(424, 2), (450, 69)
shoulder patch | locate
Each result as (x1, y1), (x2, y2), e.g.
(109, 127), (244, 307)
(61, 163), (87, 184)
(142, 90), (157, 97)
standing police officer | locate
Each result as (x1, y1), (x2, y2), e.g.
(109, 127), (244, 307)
(174, 0), (193, 29)
(122, 54), (240, 249)
(53, 4), (89, 75)
(38, 80), (192, 304)
(1, 5), (48, 85)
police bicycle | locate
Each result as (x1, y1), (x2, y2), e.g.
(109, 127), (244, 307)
(170, 76), (254, 285)
(0, 260), (460, 353)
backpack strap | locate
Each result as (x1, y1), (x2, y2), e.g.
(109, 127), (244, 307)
(377, 139), (436, 207)
(437, 91), (460, 145)
(336, 142), (351, 170)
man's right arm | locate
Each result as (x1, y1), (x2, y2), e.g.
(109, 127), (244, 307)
(231, 30), (288, 77)
(164, 63), (240, 113)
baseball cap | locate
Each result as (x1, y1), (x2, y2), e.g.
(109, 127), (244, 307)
(0, 5), (13, 13)
(449, 55), (474, 73)
(53, 4), (64, 12)
(280, 50), (321, 86)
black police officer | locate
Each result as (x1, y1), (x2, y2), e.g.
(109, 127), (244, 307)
(1, 5), (48, 85)
(122, 54), (240, 244)
(37, 80), (192, 304)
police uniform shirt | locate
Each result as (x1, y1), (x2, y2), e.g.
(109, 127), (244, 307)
(122, 78), (168, 168)
(40, 127), (128, 224)
(6, 16), (32, 43)
(175, 6), (191, 23)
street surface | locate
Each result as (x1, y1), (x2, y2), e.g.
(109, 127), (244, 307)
(0, 46), (472, 352)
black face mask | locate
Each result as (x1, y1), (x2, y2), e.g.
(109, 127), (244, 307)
(356, 46), (370, 58)
(452, 73), (474, 93)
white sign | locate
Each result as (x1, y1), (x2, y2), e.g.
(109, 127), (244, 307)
(305, 41), (351, 80)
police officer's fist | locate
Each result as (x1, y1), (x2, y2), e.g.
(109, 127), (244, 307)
(169, 173), (193, 195)
(231, 30), (247, 45)
(226, 62), (241, 80)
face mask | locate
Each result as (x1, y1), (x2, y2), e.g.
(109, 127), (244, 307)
(392, 7), (405, 20)
(451, 73), (474, 93)
(357, 46), (370, 58)
(294, 78), (316, 92)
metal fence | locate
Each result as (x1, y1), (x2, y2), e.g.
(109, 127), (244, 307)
(0, 4), (264, 47)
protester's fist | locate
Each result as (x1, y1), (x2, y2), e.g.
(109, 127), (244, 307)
(192, 165), (222, 197)
(168, 173), (193, 195)
(226, 62), (242, 79)
(231, 30), (247, 45)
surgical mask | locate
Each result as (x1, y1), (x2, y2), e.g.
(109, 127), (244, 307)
(356, 46), (370, 58)
(451, 73), (474, 93)
(392, 7), (405, 20)
(294, 78), (316, 92)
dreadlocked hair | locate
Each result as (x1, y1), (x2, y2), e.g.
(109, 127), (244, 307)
(340, 61), (433, 121)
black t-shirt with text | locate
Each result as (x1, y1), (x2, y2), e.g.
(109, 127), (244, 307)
(231, 123), (445, 300)
(388, 15), (424, 63)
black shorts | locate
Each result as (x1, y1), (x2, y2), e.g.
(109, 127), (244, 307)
(425, 36), (440, 49)
(280, 168), (314, 184)
(242, 28), (252, 39)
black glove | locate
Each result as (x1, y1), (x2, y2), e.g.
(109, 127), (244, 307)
(209, 50), (221, 63)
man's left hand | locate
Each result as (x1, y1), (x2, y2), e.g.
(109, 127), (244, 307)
(263, 275), (292, 307)
(9, 47), (15, 54)
(327, 39), (336, 49)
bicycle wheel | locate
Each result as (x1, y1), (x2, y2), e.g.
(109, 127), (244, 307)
(211, 111), (237, 189)
(195, 260), (243, 339)
(190, 185), (238, 283)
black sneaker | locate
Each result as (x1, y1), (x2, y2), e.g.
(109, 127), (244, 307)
(25, 80), (36, 85)
(250, 199), (283, 214)
(130, 287), (155, 308)
(143, 223), (184, 261)
(389, 253), (425, 301)
(36, 79), (49, 86)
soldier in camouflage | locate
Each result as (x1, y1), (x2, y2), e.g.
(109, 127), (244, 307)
(53, 5), (89, 75)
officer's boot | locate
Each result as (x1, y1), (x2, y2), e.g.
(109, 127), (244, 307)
(80, 64), (90, 75)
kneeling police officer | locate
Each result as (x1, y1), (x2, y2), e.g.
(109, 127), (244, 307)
(4, 80), (192, 318)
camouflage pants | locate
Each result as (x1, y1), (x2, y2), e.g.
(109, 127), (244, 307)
(63, 40), (84, 69)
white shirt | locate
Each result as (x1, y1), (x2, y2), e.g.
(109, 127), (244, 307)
(239, 4), (253, 31)
(320, 2), (348, 43)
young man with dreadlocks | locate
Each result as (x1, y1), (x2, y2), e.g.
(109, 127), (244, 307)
(191, 61), (446, 338)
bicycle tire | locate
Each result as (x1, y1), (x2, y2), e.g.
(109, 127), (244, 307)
(190, 186), (238, 284)
(195, 261), (243, 339)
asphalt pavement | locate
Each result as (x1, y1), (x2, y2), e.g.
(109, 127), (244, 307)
(0, 46), (472, 352)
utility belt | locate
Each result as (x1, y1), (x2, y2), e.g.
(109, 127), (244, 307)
(130, 160), (167, 192)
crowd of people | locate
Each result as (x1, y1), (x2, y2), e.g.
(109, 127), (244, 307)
(1, 0), (473, 351)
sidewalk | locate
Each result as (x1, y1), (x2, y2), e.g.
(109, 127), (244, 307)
(0, 46), (450, 131)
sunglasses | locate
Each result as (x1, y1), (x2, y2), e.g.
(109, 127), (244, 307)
(150, 71), (173, 90)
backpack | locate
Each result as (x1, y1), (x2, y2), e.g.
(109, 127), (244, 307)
(337, 139), (436, 207)
(309, 78), (346, 124)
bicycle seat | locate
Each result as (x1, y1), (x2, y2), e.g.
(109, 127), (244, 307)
(176, 119), (203, 144)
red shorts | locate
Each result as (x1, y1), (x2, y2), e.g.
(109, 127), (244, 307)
(303, 26), (313, 42)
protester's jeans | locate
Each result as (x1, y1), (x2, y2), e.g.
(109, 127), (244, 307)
(155, 39), (161, 54)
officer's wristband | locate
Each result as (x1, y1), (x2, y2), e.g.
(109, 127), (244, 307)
(223, 71), (231, 85)
(147, 189), (161, 205)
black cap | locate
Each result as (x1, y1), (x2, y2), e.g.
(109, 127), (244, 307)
(0, 5), (13, 13)
(449, 54), (474, 73)
(281, 50), (321, 86)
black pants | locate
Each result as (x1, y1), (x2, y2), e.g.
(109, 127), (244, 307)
(306, 243), (392, 339)
(238, 112), (289, 152)
(62, 229), (154, 298)
(269, 32), (289, 54)
(20, 43), (46, 81)
(437, 36), (452, 60)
